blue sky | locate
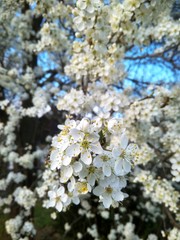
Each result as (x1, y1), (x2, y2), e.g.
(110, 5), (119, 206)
(38, 45), (179, 91)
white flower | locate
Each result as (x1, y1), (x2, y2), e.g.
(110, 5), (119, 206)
(48, 186), (68, 212)
(52, 119), (76, 151)
(75, 181), (91, 194)
(113, 133), (137, 176)
(60, 161), (82, 183)
(93, 185), (124, 208)
(77, 0), (101, 13)
(66, 118), (103, 165)
(66, 177), (80, 205)
(79, 164), (102, 186)
(108, 118), (125, 134)
(50, 150), (72, 170)
(94, 151), (115, 177)
(93, 175), (127, 208)
(93, 111), (110, 128)
(74, 11), (95, 31)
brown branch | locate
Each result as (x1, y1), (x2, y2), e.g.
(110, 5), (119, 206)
(164, 206), (180, 230)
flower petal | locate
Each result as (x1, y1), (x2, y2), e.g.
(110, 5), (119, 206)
(78, 118), (90, 132)
(73, 197), (80, 205)
(47, 200), (56, 208)
(50, 159), (60, 170)
(64, 166), (73, 178)
(81, 150), (92, 165)
(48, 191), (56, 199)
(56, 202), (63, 212)
(103, 165), (111, 177)
(112, 147), (122, 157)
(112, 191), (124, 201)
(114, 160), (124, 176)
(62, 155), (72, 166)
(70, 129), (84, 141)
(93, 156), (103, 168)
(88, 174), (96, 186)
(73, 162), (83, 173)
(123, 160), (131, 173)
(57, 186), (64, 196)
(87, 133), (99, 142)
(66, 144), (81, 157)
(90, 142), (103, 154)
(102, 196), (112, 208)
(61, 194), (68, 203)
(93, 186), (104, 196)
(120, 133), (128, 149)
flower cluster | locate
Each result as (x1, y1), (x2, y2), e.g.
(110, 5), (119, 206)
(5, 216), (36, 240)
(57, 83), (130, 117)
(13, 187), (37, 211)
(45, 118), (137, 210)
(170, 154), (180, 182)
(134, 171), (179, 216)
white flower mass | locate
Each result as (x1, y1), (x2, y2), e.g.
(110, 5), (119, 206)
(46, 118), (138, 210)
(0, 0), (180, 239)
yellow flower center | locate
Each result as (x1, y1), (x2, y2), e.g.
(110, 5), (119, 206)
(89, 166), (95, 173)
(120, 150), (126, 158)
(105, 187), (113, 194)
(101, 155), (109, 162)
(81, 140), (89, 149)
(76, 182), (88, 194)
(55, 196), (61, 203)
(61, 126), (69, 136)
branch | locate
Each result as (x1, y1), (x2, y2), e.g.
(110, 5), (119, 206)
(125, 45), (179, 60)
(164, 206), (180, 230)
(124, 45), (180, 70)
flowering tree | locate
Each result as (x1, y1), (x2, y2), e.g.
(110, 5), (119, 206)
(0, 0), (179, 240)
